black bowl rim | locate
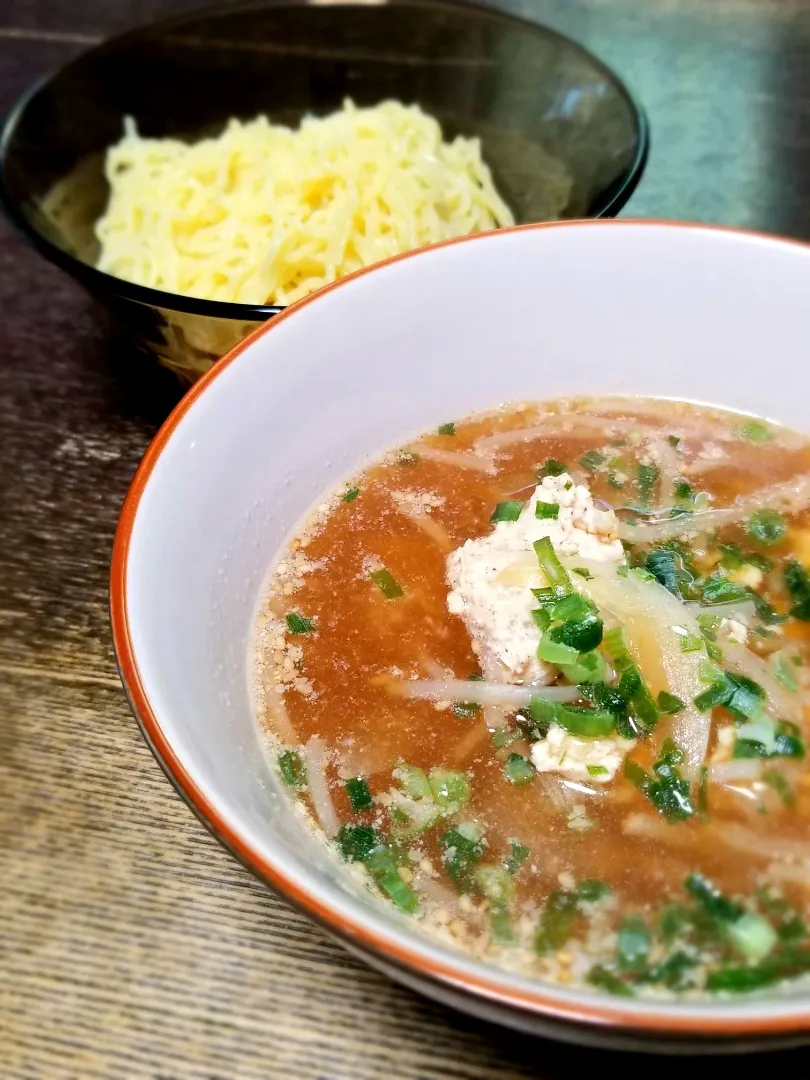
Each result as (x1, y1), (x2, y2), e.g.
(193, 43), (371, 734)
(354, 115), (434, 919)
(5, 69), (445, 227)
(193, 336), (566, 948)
(0, 0), (650, 323)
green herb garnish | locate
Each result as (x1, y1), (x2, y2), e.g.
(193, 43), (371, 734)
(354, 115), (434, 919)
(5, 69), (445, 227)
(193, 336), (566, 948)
(343, 486), (360, 503)
(657, 690), (686, 715)
(440, 823), (487, 892)
(529, 697), (615, 738)
(285, 612), (316, 634)
(572, 567), (593, 579)
(452, 701), (480, 718)
(624, 739), (694, 822)
(278, 750), (307, 790)
(490, 500), (524, 523)
(437, 422), (456, 436)
(504, 842), (530, 874)
(369, 568), (404, 598)
(738, 419), (773, 444)
(338, 824), (383, 862)
(586, 965), (634, 996)
(503, 752), (537, 786)
(579, 450), (605, 472)
(533, 535), (572, 593)
(538, 458), (567, 478)
(747, 509), (788, 546)
(535, 501), (560, 520)
(345, 777), (373, 812)
(637, 461), (660, 506)
(785, 561), (810, 620)
(694, 670), (765, 720)
(617, 916), (651, 973)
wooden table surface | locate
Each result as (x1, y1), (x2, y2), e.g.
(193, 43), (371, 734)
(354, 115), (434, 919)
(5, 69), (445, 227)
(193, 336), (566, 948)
(4, 1), (810, 1076)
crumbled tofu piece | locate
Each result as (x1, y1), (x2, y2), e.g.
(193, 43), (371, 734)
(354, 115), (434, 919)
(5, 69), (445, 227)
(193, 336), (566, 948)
(720, 617), (748, 645)
(531, 723), (632, 783)
(728, 565), (764, 590)
(711, 723), (737, 764)
(445, 474), (623, 680)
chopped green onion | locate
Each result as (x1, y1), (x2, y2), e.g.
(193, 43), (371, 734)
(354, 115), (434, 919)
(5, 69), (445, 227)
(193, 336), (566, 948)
(504, 842), (530, 874)
(452, 701), (480, 718)
(490, 500), (524, 523)
(529, 697), (615, 738)
(535, 890), (580, 953)
(706, 948), (810, 993)
(587, 965), (634, 996)
(637, 462), (659, 506)
(700, 573), (751, 607)
(428, 769), (470, 812)
(536, 637), (580, 666)
(475, 865), (516, 906)
(395, 764), (432, 799)
(785, 561), (810, 621)
(278, 750), (307, 789)
(772, 654), (800, 692)
(726, 912), (778, 962)
(577, 880), (612, 902)
(538, 459), (567, 478)
(763, 768), (795, 807)
(739, 419), (773, 444)
(369, 568), (404, 599)
(343, 486), (360, 503)
(492, 726), (519, 749)
(437, 422), (456, 436)
(285, 612), (316, 634)
(679, 633), (704, 653)
(503, 752), (537, 786)
(638, 951), (696, 990)
(657, 690), (686, 715)
(345, 777), (373, 811)
(338, 824), (383, 862)
(579, 450), (605, 471)
(673, 479), (694, 501)
(533, 536), (572, 593)
(531, 608), (552, 632)
(617, 916), (651, 973)
(365, 845), (420, 913)
(718, 543), (774, 573)
(440, 823), (487, 891)
(625, 741), (694, 822)
(535, 501), (560, 520)
(608, 473), (625, 490)
(587, 764), (609, 778)
(747, 509), (787, 546)
(572, 567), (593, 580)
(685, 873), (744, 923)
(547, 592), (603, 652)
(698, 764), (709, 821)
(694, 670), (765, 720)
(602, 627), (660, 732)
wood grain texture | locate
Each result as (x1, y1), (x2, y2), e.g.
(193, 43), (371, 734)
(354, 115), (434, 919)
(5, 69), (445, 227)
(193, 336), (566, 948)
(3, 2), (810, 1076)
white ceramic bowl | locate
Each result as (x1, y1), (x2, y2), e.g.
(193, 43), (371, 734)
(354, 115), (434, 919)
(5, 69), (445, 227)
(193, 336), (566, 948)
(111, 220), (810, 1054)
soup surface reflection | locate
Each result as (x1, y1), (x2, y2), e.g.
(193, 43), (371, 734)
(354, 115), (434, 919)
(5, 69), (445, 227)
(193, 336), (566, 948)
(253, 398), (810, 997)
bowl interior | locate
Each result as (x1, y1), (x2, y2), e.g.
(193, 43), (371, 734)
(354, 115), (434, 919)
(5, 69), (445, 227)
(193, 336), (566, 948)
(2, 0), (644, 292)
(117, 221), (810, 1038)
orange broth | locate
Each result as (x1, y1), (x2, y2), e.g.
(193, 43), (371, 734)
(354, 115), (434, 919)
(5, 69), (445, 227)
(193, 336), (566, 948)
(253, 398), (810, 995)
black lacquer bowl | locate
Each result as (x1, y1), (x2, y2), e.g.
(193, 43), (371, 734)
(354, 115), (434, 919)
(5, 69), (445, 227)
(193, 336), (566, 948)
(0, 0), (648, 382)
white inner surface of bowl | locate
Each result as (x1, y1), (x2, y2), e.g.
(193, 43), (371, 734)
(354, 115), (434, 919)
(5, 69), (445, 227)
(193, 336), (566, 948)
(124, 222), (810, 1026)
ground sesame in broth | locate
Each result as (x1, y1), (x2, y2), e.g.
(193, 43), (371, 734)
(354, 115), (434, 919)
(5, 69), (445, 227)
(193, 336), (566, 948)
(253, 397), (810, 997)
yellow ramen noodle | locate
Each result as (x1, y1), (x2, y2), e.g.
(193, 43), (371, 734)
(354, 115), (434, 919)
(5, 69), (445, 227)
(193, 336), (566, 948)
(95, 100), (515, 306)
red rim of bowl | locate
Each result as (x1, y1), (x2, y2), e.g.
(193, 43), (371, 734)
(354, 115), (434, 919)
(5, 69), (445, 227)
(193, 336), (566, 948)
(110, 218), (810, 1041)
